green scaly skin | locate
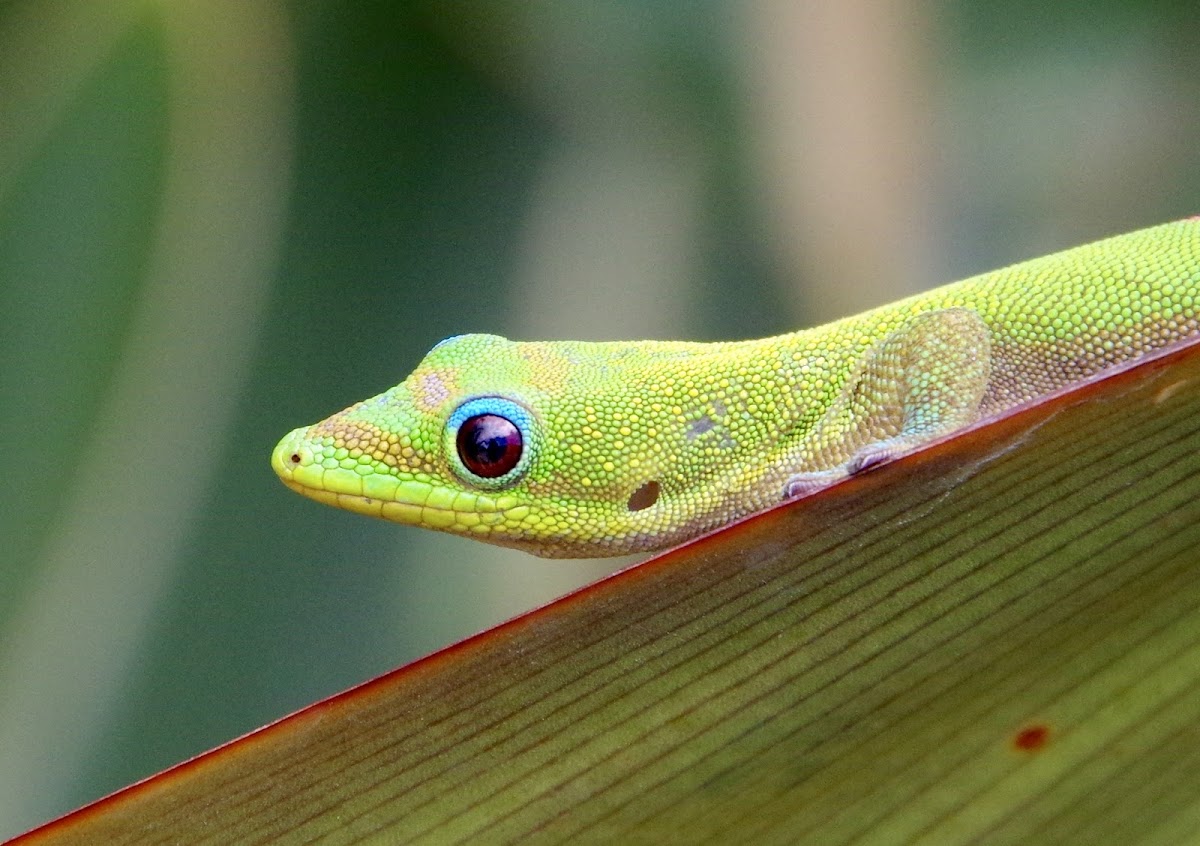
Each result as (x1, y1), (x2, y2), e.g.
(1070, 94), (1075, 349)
(273, 219), (1200, 557)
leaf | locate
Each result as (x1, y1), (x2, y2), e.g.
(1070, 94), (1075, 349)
(14, 337), (1200, 845)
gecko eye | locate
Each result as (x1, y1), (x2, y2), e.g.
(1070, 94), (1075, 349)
(456, 414), (522, 478)
(446, 397), (536, 488)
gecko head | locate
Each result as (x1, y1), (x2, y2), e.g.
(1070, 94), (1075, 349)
(272, 333), (744, 557)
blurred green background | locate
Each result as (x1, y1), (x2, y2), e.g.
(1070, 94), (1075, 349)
(1, 0), (1198, 837)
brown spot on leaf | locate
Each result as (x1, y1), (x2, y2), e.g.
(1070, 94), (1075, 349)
(1011, 723), (1051, 752)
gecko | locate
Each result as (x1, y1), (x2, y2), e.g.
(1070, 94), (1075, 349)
(272, 218), (1200, 557)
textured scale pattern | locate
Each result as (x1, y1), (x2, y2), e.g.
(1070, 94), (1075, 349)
(273, 219), (1200, 557)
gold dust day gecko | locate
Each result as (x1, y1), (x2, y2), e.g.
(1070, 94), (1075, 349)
(273, 218), (1200, 558)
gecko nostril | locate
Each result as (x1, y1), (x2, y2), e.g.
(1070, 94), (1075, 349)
(627, 481), (661, 512)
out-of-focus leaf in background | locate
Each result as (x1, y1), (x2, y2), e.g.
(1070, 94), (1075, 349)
(1, 0), (1198, 838)
(0, 0), (293, 834)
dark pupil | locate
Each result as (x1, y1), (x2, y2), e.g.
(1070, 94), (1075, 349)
(457, 414), (523, 479)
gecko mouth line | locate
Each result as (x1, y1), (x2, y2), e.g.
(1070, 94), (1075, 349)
(280, 478), (525, 534)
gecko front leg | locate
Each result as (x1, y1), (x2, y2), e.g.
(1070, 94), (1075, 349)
(783, 307), (992, 498)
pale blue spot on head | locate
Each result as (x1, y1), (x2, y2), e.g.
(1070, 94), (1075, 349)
(429, 333), (510, 355)
(430, 334), (466, 352)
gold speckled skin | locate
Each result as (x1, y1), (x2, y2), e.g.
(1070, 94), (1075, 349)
(273, 219), (1200, 557)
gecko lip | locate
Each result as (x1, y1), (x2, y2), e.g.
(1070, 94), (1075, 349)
(280, 479), (394, 516)
(280, 475), (509, 530)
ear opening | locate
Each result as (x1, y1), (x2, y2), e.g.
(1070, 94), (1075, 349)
(627, 480), (661, 512)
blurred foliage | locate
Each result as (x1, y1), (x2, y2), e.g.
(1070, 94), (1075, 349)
(0, 0), (1197, 838)
(0, 16), (168, 626)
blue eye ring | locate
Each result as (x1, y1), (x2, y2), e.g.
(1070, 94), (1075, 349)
(446, 397), (537, 489)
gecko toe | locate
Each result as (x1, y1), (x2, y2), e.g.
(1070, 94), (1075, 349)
(848, 450), (890, 474)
